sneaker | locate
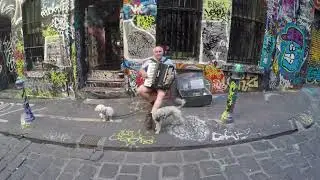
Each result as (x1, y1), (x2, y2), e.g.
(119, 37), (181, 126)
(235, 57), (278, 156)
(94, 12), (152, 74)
(144, 113), (153, 130)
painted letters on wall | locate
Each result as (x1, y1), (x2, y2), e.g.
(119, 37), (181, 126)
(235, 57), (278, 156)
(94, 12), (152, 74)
(201, 0), (231, 64)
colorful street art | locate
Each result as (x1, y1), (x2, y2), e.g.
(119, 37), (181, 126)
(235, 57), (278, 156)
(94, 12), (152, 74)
(307, 8), (320, 85)
(201, 0), (232, 63)
(122, 0), (156, 60)
(260, 0), (315, 90)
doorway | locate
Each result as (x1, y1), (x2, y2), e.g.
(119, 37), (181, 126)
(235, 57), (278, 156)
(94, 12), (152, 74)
(84, 0), (122, 71)
(0, 16), (12, 90)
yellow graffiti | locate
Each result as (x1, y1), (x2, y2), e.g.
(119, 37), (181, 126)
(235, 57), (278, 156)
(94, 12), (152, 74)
(204, 0), (231, 21)
(239, 75), (259, 92)
(310, 29), (320, 64)
(135, 15), (155, 30)
(108, 129), (155, 147)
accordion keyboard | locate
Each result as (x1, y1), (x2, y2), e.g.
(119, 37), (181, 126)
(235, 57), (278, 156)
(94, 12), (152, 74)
(144, 62), (157, 87)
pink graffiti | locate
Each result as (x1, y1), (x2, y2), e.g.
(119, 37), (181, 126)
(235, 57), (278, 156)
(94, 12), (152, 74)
(211, 79), (226, 93)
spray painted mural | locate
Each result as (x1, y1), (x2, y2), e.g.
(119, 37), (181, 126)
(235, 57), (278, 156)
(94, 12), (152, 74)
(260, 0), (315, 90)
(201, 0), (231, 64)
(0, 0), (74, 97)
(122, 0), (156, 60)
(307, 8), (320, 85)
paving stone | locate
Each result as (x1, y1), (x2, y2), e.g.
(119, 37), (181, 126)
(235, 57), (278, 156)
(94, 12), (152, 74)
(201, 175), (226, 180)
(0, 170), (12, 180)
(52, 157), (67, 168)
(32, 155), (54, 174)
(199, 160), (221, 176)
(90, 150), (104, 161)
(259, 159), (283, 176)
(75, 172), (94, 180)
(182, 150), (210, 162)
(125, 152), (152, 164)
(183, 164), (200, 180)
(282, 166), (305, 180)
(116, 174), (138, 180)
(7, 165), (30, 180)
(249, 172), (269, 180)
(254, 152), (270, 159)
(52, 147), (71, 158)
(224, 165), (250, 180)
(141, 165), (159, 180)
(162, 165), (180, 178)
(238, 156), (261, 173)
(79, 164), (97, 177)
(57, 173), (74, 180)
(221, 157), (237, 165)
(250, 141), (275, 152)
(153, 151), (183, 164)
(100, 151), (125, 163)
(63, 159), (82, 173)
(285, 153), (309, 168)
(28, 153), (40, 160)
(39, 166), (61, 180)
(210, 147), (232, 159)
(120, 164), (140, 174)
(230, 145), (253, 157)
(23, 171), (40, 180)
(6, 155), (27, 171)
(71, 148), (93, 160)
(23, 158), (36, 168)
(99, 163), (119, 178)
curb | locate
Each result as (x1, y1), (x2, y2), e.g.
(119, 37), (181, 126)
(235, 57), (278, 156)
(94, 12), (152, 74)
(0, 118), (301, 152)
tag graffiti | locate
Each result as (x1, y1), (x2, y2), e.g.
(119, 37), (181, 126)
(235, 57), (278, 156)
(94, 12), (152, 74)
(108, 129), (155, 147)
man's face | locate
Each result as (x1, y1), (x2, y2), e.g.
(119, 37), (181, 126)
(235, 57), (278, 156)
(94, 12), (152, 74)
(154, 47), (163, 60)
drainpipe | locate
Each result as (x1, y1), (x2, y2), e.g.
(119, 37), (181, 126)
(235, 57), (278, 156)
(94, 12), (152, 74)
(220, 64), (244, 124)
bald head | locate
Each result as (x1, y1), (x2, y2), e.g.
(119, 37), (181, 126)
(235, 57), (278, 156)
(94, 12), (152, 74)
(153, 46), (164, 60)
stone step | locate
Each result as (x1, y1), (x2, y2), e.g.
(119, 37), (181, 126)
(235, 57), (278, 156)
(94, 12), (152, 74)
(85, 80), (126, 88)
(87, 70), (124, 82)
(80, 87), (129, 99)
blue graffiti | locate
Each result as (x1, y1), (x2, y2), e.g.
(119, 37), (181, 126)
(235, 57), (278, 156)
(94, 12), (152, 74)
(306, 66), (320, 84)
(277, 24), (306, 74)
(122, 1), (157, 20)
(260, 31), (276, 69)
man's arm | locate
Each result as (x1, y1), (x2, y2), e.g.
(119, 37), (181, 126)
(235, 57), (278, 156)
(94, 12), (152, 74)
(140, 60), (150, 78)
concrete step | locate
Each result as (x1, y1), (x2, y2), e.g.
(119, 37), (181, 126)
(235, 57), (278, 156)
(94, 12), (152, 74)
(87, 70), (124, 82)
(80, 87), (129, 99)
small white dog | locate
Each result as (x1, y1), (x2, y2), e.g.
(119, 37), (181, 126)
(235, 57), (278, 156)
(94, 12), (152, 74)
(94, 104), (114, 122)
(152, 98), (186, 134)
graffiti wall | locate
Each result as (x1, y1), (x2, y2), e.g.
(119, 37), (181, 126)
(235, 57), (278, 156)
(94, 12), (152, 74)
(307, 8), (320, 85)
(0, 0), (75, 97)
(122, 0), (156, 61)
(260, 0), (315, 90)
(201, 0), (231, 64)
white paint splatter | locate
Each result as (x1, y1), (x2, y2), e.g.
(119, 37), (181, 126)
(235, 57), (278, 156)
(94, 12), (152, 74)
(211, 128), (251, 141)
(43, 131), (71, 142)
(166, 116), (210, 142)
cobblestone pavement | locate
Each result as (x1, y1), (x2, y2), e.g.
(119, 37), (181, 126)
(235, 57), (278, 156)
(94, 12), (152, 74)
(1, 123), (320, 180)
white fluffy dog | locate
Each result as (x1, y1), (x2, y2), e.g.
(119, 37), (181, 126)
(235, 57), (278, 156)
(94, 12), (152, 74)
(94, 104), (114, 122)
(152, 98), (186, 134)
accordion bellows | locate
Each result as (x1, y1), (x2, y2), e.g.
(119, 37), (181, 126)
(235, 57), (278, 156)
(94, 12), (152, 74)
(144, 62), (175, 90)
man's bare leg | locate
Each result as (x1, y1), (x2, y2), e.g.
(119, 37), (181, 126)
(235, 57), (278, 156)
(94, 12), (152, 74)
(151, 90), (166, 114)
(137, 86), (156, 103)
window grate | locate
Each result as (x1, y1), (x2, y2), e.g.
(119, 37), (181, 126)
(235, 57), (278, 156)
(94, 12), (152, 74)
(22, 0), (44, 71)
(156, 0), (202, 60)
(227, 0), (266, 65)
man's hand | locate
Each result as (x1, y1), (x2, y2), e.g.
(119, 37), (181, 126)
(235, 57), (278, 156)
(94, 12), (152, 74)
(140, 70), (148, 78)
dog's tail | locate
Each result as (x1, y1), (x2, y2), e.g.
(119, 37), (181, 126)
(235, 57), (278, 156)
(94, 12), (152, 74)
(174, 98), (186, 108)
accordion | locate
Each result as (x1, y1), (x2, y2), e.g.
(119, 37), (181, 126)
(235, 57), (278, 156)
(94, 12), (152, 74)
(144, 62), (175, 90)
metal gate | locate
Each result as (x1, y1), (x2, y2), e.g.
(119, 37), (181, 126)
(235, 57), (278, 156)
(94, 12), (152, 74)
(227, 0), (266, 65)
(156, 0), (203, 60)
